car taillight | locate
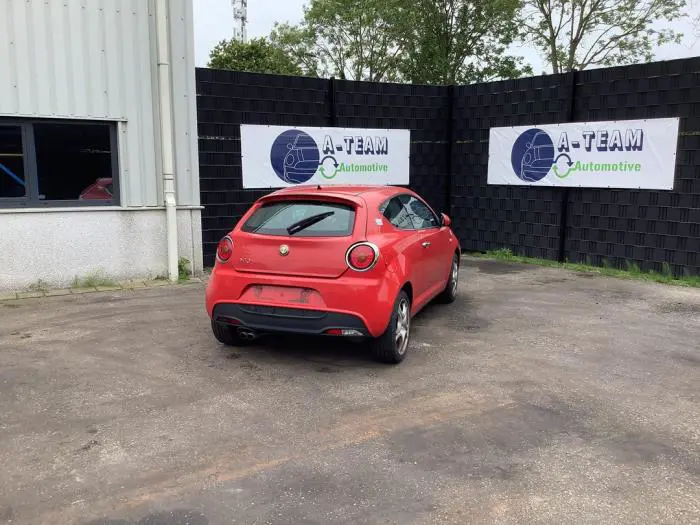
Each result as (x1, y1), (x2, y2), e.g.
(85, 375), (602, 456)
(216, 236), (233, 263)
(346, 242), (379, 272)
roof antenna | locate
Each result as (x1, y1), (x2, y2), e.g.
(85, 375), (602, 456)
(317, 184), (322, 190)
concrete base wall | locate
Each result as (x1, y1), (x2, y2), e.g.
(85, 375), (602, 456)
(0, 208), (203, 291)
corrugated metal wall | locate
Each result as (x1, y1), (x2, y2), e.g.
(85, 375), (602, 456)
(0, 0), (199, 207)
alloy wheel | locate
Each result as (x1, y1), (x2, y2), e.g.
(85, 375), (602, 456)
(395, 298), (410, 355)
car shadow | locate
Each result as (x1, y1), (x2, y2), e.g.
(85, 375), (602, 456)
(217, 332), (380, 369)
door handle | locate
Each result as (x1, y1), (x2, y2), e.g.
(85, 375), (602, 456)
(422, 242), (431, 248)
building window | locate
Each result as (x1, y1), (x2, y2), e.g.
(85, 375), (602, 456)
(0, 119), (118, 207)
(0, 125), (27, 200)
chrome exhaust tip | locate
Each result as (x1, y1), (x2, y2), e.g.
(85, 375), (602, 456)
(237, 328), (257, 340)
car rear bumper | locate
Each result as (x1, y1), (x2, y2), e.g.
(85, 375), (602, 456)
(212, 303), (369, 336)
(205, 266), (402, 338)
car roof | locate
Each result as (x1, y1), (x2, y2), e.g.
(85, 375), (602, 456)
(270, 185), (410, 200)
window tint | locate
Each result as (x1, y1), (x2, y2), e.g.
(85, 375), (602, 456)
(381, 197), (414, 230)
(242, 201), (355, 237)
(400, 195), (439, 229)
(0, 126), (26, 199)
(34, 123), (113, 201)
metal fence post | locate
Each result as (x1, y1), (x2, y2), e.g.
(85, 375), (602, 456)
(445, 85), (455, 215)
(557, 70), (577, 262)
(328, 76), (337, 127)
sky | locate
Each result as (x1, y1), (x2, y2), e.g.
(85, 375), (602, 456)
(193, 0), (700, 72)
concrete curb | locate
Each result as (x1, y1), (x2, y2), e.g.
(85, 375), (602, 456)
(0, 278), (204, 303)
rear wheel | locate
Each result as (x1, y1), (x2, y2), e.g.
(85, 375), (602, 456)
(211, 320), (249, 346)
(437, 254), (459, 304)
(371, 290), (411, 364)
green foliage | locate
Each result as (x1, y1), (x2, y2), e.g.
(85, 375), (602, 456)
(399, 0), (532, 84)
(178, 257), (191, 281)
(520, 0), (687, 73)
(490, 247), (515, 259)
(28, 279), (50, 293)
(269, 23), (322, 77)
(269, 0), (530, 84)
(207, 37), (302, 76)
(481, 250), (700, 288)
(72, 271), (116, 289)
(272, 0), (409, 81)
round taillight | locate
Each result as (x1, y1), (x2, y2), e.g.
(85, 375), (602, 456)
(216, 236), (233, 263)
(346, 242), (379, 272)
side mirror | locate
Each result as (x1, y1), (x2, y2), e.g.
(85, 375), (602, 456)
(441, 213), (451, 227)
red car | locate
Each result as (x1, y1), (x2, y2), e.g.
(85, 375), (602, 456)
(205, 185), (461, 364)
(79, 177), (113, 200)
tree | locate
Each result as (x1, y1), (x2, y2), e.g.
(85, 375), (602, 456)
(269, 23), (324, 77)
(207, 37), (302, 75)
(520, 0), (687, 73)
(271, 0), (408, 82)
(399, 0), (532, 85)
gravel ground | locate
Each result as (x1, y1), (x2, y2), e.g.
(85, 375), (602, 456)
(0, 258), (698, 525)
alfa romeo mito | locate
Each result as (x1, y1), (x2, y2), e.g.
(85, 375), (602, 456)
(205, 185), (461, 364)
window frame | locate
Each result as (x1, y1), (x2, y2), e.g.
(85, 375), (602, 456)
(379, 192), (442, 231)
(0, 118), (120, 208)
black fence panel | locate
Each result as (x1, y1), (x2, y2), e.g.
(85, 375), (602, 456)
(565, 58), (700, 275)
(197, 70), (451, 265)
(451, 74), (572, 261)
(196, 69), (329, 266)
(196, 57), (700, 275)
(334, 79), (450, 213)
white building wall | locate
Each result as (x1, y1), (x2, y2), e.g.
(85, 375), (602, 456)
(1, 209), (202, 290)
(0, 0), (200, 207)
(0, 0), (202, 291)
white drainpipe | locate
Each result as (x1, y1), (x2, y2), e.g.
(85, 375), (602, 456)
(155, 0), (179, 282)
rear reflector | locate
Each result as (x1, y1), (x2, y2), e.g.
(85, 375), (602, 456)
(324, 328), (364, 337)
(216, 236), (233, 263)
(346, 242), (379, 272)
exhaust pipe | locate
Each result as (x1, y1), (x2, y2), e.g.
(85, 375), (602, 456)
(237, 328), (257, 341)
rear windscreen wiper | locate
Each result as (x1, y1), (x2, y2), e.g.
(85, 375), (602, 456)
(287, 211), (335, 235)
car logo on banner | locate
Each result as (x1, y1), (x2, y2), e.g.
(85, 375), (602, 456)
(511, 128), (579, 182)
(269, 130), (348, 184)
(268, 128), (395, 185)
(270, 130), (324, 184)
(511, 129), (555, 182)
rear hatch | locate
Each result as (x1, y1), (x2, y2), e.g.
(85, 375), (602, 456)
(231, 197), (366, 279)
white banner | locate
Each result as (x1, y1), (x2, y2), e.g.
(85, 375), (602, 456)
(487, 118), (679, 189)
(240, 124), (410, 188)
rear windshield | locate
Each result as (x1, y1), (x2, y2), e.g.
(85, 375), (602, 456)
(242, 201), (356, 237)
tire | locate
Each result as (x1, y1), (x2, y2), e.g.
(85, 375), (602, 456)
(371, 290), (411, 364)
(210, 319), (248, 346)
(437, 254), (460, 304)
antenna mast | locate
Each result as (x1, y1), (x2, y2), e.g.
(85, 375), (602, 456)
(231, 0), (248, 43)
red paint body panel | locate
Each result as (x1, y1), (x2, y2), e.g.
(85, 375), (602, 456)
(205, 185), (461, 338)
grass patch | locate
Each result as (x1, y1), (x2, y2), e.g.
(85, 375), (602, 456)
(474, 248), (700, 288)
(27, 279), (50, 293)
(178, 257), (191, 281)
(72, 270), (117, 289)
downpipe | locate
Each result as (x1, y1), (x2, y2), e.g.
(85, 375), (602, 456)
(155, 0), (179, 282)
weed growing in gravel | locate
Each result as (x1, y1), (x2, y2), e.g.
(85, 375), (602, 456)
(476, 249), (700, 288)
(72, 271), (117, 288)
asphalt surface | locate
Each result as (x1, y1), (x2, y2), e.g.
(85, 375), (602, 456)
(0, 258), (699, 525)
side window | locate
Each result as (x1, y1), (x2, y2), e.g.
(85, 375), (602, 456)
(380, 197), (414, 230)
(400, 195), (439, 229)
